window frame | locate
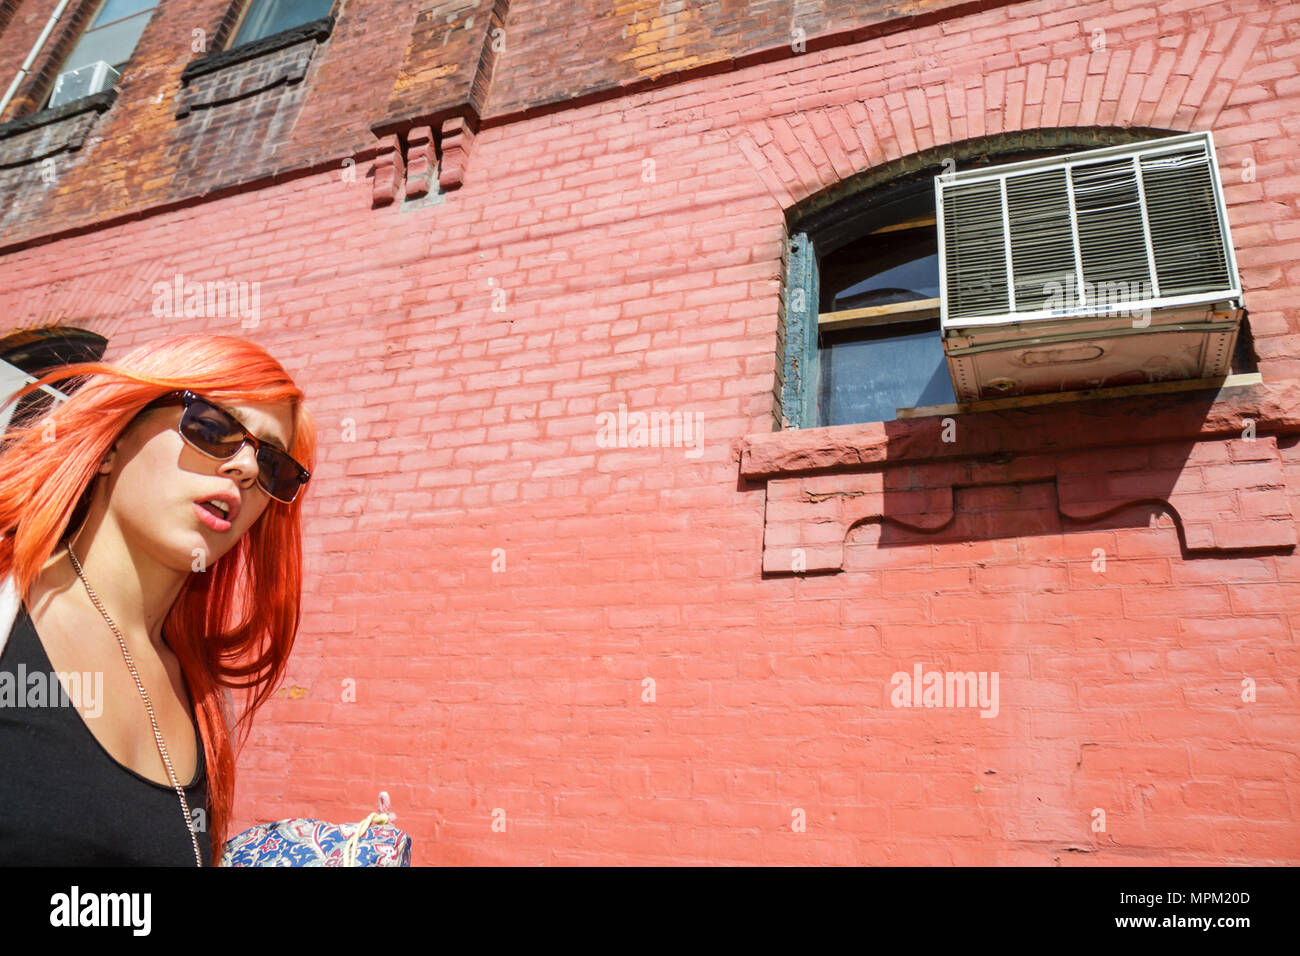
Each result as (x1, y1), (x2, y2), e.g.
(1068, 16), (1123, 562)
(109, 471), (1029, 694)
(781, 131), (1208, 431)
(42, 0), (159, 110)
(225, 0), (336, 51)
(787, 174), (953, 429)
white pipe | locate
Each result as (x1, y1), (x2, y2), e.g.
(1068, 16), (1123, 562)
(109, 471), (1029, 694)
(0, 0), (76, 119)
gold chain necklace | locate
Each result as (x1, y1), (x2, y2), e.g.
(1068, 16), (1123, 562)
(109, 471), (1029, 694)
(66, 543), (204, 867)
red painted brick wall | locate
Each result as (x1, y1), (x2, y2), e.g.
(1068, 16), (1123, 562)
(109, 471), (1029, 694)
(2, 0), (1298, 864)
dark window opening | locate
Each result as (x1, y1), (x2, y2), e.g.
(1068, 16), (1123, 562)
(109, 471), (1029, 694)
(229, 0), (334, 49)
(819, 317), (955, 425)
(820, 227), (940, 313)
(810, 176), (955, 426)
(0, 327), (107, 431)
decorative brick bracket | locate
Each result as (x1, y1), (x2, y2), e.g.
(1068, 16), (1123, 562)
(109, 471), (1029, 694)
(368, 0), (506, 202)
(369, 114), (476, 206)
(741, 382), (1300, 574)
(371, 133), (405, 206)
(405, 125), (438, 196)
(370, 123), (434, 206)
(175, 16), (335, 119)
(437, 115), (475, 190)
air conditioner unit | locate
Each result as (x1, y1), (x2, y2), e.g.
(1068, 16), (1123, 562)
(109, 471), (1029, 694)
(935, 131), (1242, 402)
(49, 61), (120, 109)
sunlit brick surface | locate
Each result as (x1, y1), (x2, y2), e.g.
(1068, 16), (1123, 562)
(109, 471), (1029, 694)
(1, 0), (1298, 864)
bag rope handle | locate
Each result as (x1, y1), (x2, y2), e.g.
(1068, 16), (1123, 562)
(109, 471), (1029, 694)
(340, 792), (395, 867)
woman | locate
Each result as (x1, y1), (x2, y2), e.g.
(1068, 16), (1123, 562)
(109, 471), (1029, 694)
(0, 335), (316, 865)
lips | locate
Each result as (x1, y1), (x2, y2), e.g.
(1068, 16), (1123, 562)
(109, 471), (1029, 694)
(194, 490), (241, 531)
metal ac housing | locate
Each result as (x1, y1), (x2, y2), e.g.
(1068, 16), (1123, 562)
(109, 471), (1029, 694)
(936, 132), (1242, 401)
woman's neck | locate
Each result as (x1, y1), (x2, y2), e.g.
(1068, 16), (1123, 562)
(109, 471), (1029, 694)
(40, 524), (189, 654)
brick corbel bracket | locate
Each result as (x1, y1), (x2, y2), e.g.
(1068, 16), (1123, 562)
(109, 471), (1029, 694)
(368, 0), (507, 203)
(371, 131), (405, 207)
(174, 16), (335, 119)
(369, 113), (478, 207)
(436, 114), (475, 190)
(740, 382), (1300, 573)
(0, 89), (116, 168)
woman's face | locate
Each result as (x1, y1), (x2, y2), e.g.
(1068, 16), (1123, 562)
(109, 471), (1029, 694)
(94, 396), (296, 571)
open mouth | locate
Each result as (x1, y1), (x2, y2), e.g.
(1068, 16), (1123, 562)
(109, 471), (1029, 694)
(194, 498), (234, 531)
(199, 499), (229, 519)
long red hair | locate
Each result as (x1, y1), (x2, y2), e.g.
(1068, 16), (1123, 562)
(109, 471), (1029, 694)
(0, 334), (316, 862)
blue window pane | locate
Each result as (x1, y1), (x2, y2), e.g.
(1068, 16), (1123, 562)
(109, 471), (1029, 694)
(92, 0), (155, 27)
(231, 0), (334, 47)
(61, 10), (152, 74)
(819, 319), (955, 425)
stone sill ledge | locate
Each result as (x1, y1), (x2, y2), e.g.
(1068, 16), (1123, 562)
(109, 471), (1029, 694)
(741, 375), (1298, 479)
(742, 376), (1299, 570)
(0, 89), (115, 143)
(180, 16), (335, 84)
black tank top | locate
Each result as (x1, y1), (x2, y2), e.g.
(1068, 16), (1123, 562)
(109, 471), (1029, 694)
(0, 602), (212, 866)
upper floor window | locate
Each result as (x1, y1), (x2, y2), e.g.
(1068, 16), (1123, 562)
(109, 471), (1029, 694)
(782, 132), (1244, 430)
(228, 0), (334, 48)
(45, 0), (159, 109)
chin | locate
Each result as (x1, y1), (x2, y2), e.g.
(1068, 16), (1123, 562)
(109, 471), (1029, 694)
(167, 539), (210, 573)
(158, 526), (222, 573)
(193, 533), (240, 568)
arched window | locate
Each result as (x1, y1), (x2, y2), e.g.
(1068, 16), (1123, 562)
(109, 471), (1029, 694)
(0, 326), (107, 434)
(812, 172), (950, 426)
(780, 130), (1248, 429)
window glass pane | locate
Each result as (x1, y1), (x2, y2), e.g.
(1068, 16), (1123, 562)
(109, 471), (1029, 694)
(232, 0), (334, 47)
(92, 0), (156, 27)
(820, 228), (940, 313)
(61, 11), (152, 74)
(819, 318), (955, 425)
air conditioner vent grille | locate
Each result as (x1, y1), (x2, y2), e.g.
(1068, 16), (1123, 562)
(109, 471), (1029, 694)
(1073, 158), (1153, 296)
(1141, 147), (1233, 296)
(941, 181), (1008, 319)
(1005, 168), (1075, 313)
(937, 133), (1239, 328)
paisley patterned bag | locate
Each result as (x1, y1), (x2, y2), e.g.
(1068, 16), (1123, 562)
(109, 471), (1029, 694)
(220, 793), (412, 867)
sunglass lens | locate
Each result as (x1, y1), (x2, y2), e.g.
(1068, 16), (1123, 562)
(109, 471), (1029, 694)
(181, 401), (245, 456)
(257, 446), (305, 502)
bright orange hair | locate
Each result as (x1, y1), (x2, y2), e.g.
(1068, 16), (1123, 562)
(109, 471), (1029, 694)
(0, 334), (316, 862)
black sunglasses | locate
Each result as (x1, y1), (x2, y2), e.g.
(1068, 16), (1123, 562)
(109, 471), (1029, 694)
(146, 390), (310, 504)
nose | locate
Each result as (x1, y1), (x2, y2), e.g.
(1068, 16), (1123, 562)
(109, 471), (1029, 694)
(218, 441), (261, 490)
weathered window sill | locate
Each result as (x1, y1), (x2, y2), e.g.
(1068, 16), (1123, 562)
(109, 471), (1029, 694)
(0, 90), (116, 167)
(741, 377), (1300, 573)
(175, 16), (334, 118)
